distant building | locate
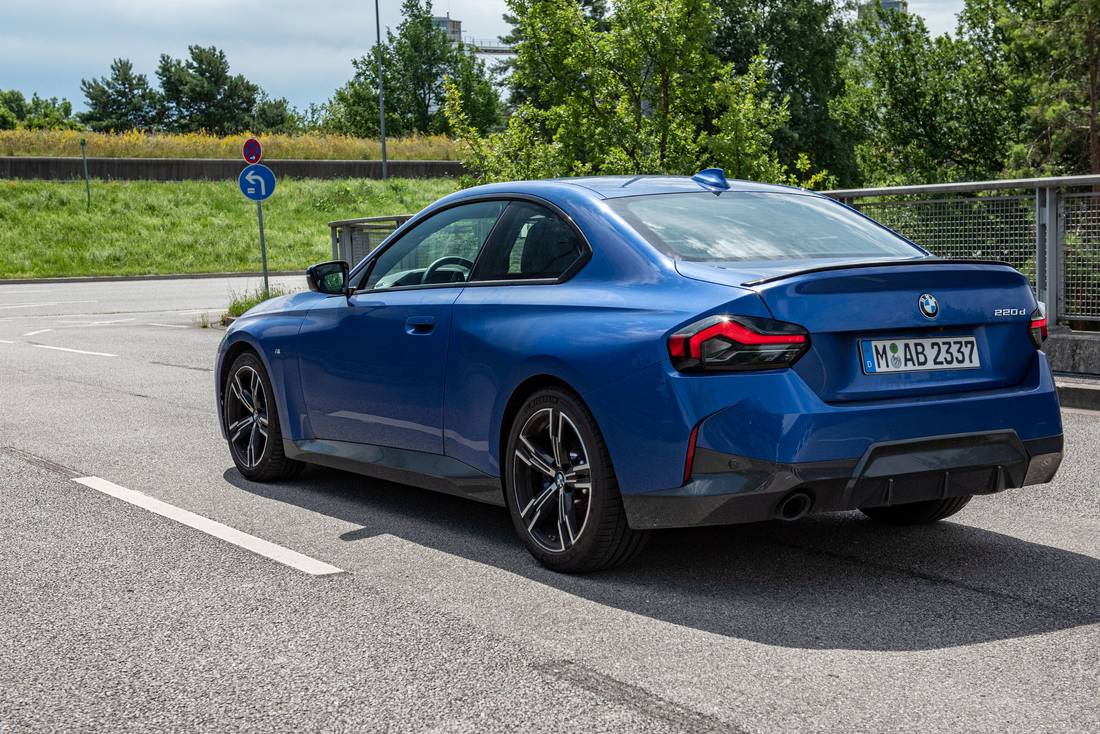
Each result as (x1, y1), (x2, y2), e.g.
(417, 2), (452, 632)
(432, 14), (462, 44)
(858, 0), (909, 19)
(431, 13), (515, 55)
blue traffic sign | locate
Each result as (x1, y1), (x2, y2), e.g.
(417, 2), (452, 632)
(238, 163), (276, 201)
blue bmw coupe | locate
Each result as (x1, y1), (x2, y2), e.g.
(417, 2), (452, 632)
(216, 170), (1063, 572)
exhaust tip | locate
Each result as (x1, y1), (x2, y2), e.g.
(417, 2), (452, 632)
(776, 491), (813, 521)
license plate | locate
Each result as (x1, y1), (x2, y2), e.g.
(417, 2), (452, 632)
(860, 336), (980, 374)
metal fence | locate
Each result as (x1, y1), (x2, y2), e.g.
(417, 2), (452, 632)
(826, 175), (1100, 327)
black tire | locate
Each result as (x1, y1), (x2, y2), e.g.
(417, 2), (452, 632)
(504, 387), (648, 573)
(223, 351), (304, 482)
(860, 495), (973, 525)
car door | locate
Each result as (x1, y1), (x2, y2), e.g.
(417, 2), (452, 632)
(297, 200), (507, 454)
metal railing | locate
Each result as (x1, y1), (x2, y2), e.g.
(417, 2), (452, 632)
(329, 215), (412, 267)
(825, 175), (1100, 327)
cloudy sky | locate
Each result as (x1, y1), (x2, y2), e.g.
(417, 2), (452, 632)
(0, 0), (964, 113)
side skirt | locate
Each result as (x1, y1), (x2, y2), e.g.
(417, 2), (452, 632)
(284, 438), (505, 507)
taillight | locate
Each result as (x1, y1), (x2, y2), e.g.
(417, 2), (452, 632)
(1029, 302), (1048, 348)
(668, 314), (810, 372)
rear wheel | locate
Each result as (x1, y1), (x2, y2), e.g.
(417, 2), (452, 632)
(224, 352), (304, 482)
(860, 495), (972, 525)
(504, 388), (648, 573)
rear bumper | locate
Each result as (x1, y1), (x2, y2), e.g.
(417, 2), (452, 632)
(622, 432), (1062, 529)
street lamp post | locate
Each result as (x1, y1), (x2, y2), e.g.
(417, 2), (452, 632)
(375, 0), (389, 180)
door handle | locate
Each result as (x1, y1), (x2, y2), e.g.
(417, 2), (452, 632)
(405, 316), (435, 335)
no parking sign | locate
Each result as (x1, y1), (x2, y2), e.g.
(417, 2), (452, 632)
(243, 137), (263, 164)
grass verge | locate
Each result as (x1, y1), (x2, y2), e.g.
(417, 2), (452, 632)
(0, 177), (460, 279)
(224, 286), (292, 323)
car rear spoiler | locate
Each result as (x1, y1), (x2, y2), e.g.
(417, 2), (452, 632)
(740, 258), (1018, 287)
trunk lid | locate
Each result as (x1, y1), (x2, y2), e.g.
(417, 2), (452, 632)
(677, 258), (1039, 402)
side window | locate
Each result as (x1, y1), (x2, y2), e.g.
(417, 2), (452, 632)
(471, 201), (585, 282)
(364, 201), (506, 289)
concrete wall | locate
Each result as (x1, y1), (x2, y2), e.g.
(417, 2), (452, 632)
(1045, 331), (1100, 376)
(0, 156), (463, 181)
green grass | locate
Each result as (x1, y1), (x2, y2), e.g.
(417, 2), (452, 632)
(225, 285), (291, 320)
(0, 177), (460, 278)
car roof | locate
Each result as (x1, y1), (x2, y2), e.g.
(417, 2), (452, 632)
(449, 175), (815, 203)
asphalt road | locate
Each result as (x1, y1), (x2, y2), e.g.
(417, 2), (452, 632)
(0, 277), (1097, 733)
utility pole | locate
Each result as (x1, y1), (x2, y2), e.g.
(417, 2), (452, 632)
(375, 0), (389, 180)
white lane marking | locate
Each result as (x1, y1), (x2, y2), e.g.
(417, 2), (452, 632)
(23, 328), (52, 337)
(147, 322), (189, 329)
(72, 476), (345, 576)
(31, 344), (117, 357)
(0, 339), (14, 344)
(0, 300), (97, 311)
(53, 318), (136, 327)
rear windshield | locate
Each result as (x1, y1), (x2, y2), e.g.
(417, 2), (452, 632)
(608, 192), (922, 261)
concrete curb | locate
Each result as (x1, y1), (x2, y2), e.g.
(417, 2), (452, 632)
(1056, 377), (1100, 411)
(0, 271), (305, 286)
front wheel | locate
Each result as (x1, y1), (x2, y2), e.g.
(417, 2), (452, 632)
(860, 495), (972, 525)
(504, 387), (648, 573)
(223, 351), (304, 482)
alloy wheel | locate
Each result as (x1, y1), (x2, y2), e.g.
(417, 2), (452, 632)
(512, 407), (593, 553)
(226, 365), (269, 470)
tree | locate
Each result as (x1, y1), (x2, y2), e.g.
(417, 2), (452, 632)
(326, 45), (404, 136)
(156, 45), (259, 134)
(79, 58), (161, 132)
(832, 6), (1016, 185)
(0, 89), (80, 130)
(711, 0), (854, 184)
(326, 0), (500, 137)
(995, 0), (1100, 175)
(447, 0), (830, 186)
(252, 94), (302, 134)
(498, 0), (612, 108)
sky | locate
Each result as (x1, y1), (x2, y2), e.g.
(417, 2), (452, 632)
(0, 0), (964, 113)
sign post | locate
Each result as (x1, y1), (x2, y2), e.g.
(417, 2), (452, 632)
(238, 139), (276, 297)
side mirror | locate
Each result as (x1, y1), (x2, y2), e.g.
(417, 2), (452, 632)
(307, 260), (350, 296)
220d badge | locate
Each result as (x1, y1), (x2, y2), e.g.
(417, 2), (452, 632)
(215, 169), (1064, 573)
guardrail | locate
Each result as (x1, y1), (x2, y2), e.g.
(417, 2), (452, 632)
(824, 175), (1100, 329)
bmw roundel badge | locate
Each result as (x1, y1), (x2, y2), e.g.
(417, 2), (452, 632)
(918, 293), (939, 319)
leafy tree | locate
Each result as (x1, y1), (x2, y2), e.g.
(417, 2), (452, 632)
(0, 89), (80, 130)
(326, 47), (403, 137)
(391, 0), (456, 133)
(498, 0), (612, 107)
(711, 0), (854, 184)
(832, 6), (1016, 185)
(79, 58), (161, 132)
(252, 94), (302, 134)
(156, 45), (259, 134)
(326, 0), (500, 137)
(447, 0), (830, 186)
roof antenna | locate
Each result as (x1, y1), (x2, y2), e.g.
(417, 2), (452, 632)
(691, 168), (730, 191)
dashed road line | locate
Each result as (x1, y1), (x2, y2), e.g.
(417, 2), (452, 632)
(23, 328), (52, 337)
(30, 344), (117, 357)
(72, 476), (345, 576)
(147, 322), (189, 329)
(0, 339), (14, 344)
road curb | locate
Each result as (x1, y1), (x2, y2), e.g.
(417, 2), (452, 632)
(0, 271), (305, 286)
(1056, 377), (1100, 411)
